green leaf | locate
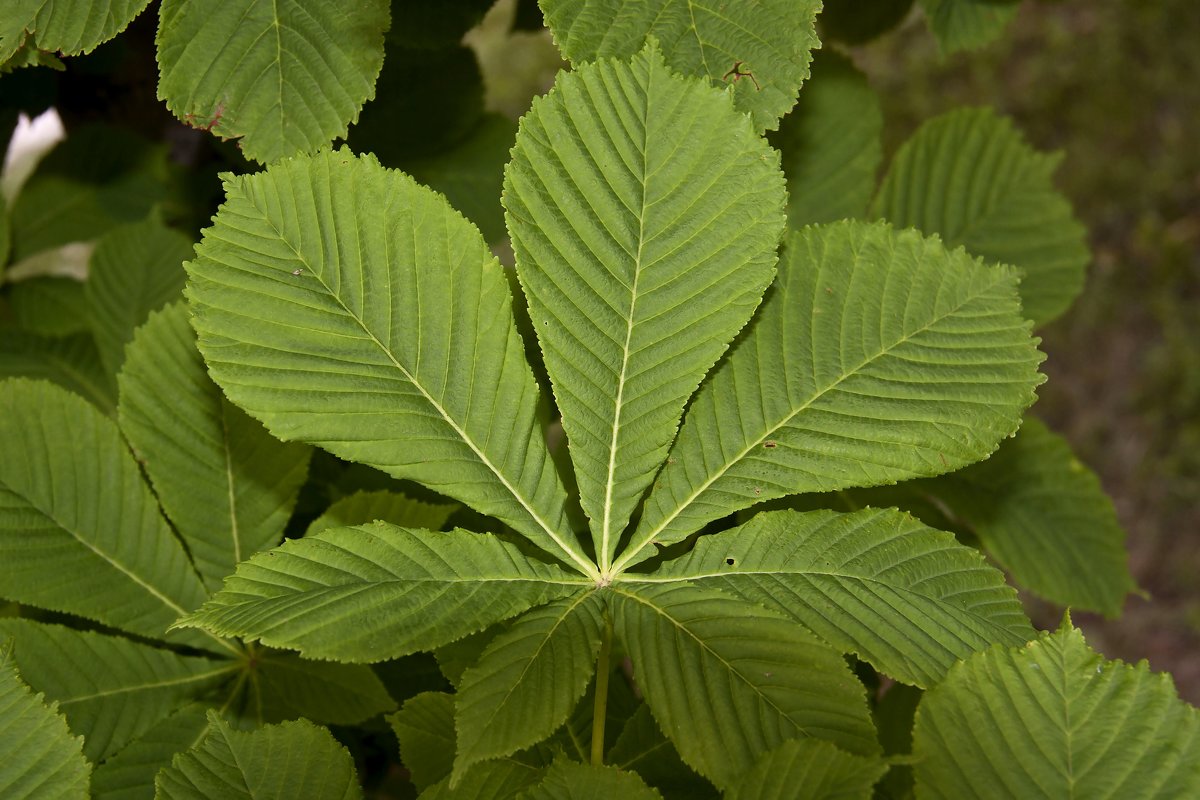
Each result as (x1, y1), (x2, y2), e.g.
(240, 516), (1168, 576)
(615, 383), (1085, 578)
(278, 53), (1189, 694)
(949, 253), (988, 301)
(156, 0), (390, 164)
(913, 619), (1200, 799)
(0, 379), (210, 645)
(652, 508), (1033, 687)
(725, 739), (888, 800)
(155, 712), (362, 800)
(118, 303), (312, 592)
(86, 219), (191, 377)
(0, 0), (151, 63)
(522, 760), (663, 800)
(90, 704), (211, 800)
(612, 583), (878, 790)
(420, 760), (544, 800)
(243, 651), (394, 726)
(917, 0), (1019, 54)
(0, 332), (115, 412)
(917, 417), (1135, 616)
(306, 490), (456, 538)
(873, 107), (1087, 326)
(539, 0), (822, 131)
(0, 620), (233, 763)
(606, 705), (714, 797)
(186, 148), (589, 576)
(454, 591), (605, 778)
(7, 277), (88, 336)
(178, 524), (589, 662)
(0, 639), (90, 800)
(771, 52), (882, 227)
(621, 221), (1044, 568)
(391, 692), (456, 792)
(505, 41), (785, 567)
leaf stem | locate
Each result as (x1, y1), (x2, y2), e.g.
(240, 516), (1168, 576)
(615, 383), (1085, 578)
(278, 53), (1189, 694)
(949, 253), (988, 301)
(591, 613), (614, 766)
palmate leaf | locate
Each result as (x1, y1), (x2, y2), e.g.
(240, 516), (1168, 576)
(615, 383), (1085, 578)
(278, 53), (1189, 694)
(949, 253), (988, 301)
(522, 760), (663, 800)
(185, 148), (590, 576)
(618, 221), (1044, 569)
(0, 380), (210, 646)
(156, 0), (390, 164)
(305, 490), (457, 537)
(454, 591), (606, 778)
(917, 0), (1019, 54)
(612, 583), (878, 790)
(0, 0), (150, 65)
(178, 524), (589, 662)
(0, 620), (233, 763)
(0, 640), (90, 800)
(873, 107), (1088, 326)
(155, 712), (361, 800)
(725, 739), (888, 800)
(771, 52), (883, 228)
(539, 0), (821, 131)
(118, 302), (312, 592)
(504, 41), (785, 567)
(86, 218), (191, 377)
(649, 508), (1033, 688)
(913, 620), (1200, 799)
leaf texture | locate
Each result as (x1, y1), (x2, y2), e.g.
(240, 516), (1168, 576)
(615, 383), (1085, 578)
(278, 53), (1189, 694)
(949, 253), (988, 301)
(0, 332), (115, 412)
(917, 0), (1019, 54)
(454, 591), (606, 777)
(913, 620), (1200, 799)
(90, 704), (211, 800)
(305, 490), (456, 537)
(504, 41), (785, 567)
(0, 379), (209, 644)
(620, 221), (1044, 568)
(650, 508), (1033, 687)
(118, 302), (312, 592)
(606, 705), (712, 796)
(612, 583), (878, 790)
(522, 760), (663, 800)
(771, 52), (882, 227)
(539, 0), (822, 130)
(873, 107), (1088, 326)
(248, 652), (394, 726)
(725, 739), (887, 800)
(156, 0), (390, 164)
(0, 0), (150, 63)
(420, 760), (544, 800)
(0, 640), (90, 800)
(185, 149), (588, 575)
(8, 277), (89, 337)
(85, 218), (191, 377)
(0, 620), (232, 763)
(155, 712), (362, 800)
(391, 692), (456, 792)
(178, 524), (589, 662)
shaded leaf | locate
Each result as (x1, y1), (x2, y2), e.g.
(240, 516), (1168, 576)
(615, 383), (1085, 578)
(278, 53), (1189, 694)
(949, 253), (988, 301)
(820, 0), (915, 46)
(725, 739), (888, 800)
(917, 0), (1019, 54)
(246, 651), (394, 726)
(178, 524), (588, 662)
(521, 760), (662, 800)
(156, 0), (390, 164)
(0, 332), (115, 411)
(7, 276), (89, 336)
(118, 303), (312, 592)
(90, 704), (211, 800)
(653, 508), (1033, 687)
(155, 712), (361, 799)
(391, 692), (456, 792)
(505, 41), (784, 566)
(873, 107), (1087, 326)
(306, 489), (456, 538)
(606, 705), (714, 798)
(913, 619), (1200, 799)
(420, 760), (543, 800)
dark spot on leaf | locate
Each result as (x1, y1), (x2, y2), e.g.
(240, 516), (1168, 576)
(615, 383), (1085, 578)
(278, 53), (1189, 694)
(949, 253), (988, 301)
(763, 440), (777, 449)
(725, 558), (735, 566)
(753, 487), (762, 496)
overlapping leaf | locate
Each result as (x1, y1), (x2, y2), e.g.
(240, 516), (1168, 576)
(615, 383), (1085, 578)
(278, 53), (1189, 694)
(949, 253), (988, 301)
(0, 0), (151, 66)
(392, 692), (456, 792)
(613, 583), (878, 789)
(155, 712), (362, 800)
(90, 704), (210, 800)
(619, 221), (1044, 568)
(873, 107), (1088, 325)
(0, 332), (114, 411)
(539, 0), (821, 130)
(523, 760), (663, 800)
(185, 148), (587, 574)
(0, 379), (209, 644)
(606, 705), (712, 796)
(454, 591), (606, 777)
(726, 739), (887, 800)
(7, 276), (89, 336)
(917, 0), (1019, 54)
(86, 218), (191, 376)
(420, 760), (544, 800)
(156, 0), (390, 164)
(0, 620), (232, 763)
(306, 490), (456, 538)
(178, 524), (589, 662)
(0, 640), (90, 800)
(118, 302), (312, 591)
(245, 652), (394, 726)
(651, 508), (1033, 687)
(505, 41), (785, 566)
(771, 52), (882, 227)
(914, 620), (1200, 798)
